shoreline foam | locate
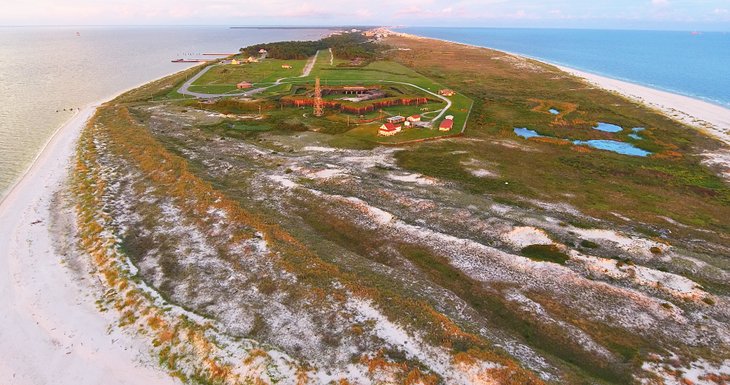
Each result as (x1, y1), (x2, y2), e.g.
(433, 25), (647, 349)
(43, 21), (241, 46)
(389, 29), (730, 147)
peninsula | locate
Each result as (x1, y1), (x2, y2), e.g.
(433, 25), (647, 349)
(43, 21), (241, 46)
(2, 28), (729, 385)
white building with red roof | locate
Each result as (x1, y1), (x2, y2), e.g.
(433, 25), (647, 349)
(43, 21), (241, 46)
(378, 122), (402, 136)
(439, 116), (454, 132)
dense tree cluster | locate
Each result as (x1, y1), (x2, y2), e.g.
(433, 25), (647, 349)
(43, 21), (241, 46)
(240, 40), (323, 60)
(240, 31), (384, 61)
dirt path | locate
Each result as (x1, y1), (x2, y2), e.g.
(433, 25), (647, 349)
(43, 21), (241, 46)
(301, 49), (320, 77)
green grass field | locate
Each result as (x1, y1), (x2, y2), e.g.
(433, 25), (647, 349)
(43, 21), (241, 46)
(190, 59), (308, 93)
(178, 50), (474, 144)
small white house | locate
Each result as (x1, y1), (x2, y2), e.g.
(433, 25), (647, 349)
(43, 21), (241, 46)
(379, 122), (402, 136)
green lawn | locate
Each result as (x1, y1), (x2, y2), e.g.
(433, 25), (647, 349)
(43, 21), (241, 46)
(182, 51), (474, 144)
(192, 59), (307, 88)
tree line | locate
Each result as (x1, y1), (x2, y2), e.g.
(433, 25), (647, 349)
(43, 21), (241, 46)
(240, 32), (384, 61)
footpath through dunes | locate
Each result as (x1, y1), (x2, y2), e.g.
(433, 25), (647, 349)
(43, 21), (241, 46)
(0, 104), (177, 385)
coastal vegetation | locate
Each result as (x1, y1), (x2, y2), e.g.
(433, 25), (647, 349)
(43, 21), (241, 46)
(68, 31), (730, 385)
(241, 32), (383, 61)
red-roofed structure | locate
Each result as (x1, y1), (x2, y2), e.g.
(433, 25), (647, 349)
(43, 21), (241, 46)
(378, 122), (402, 136)
(439, 89), (456, 97)
(439, 118), (454, 132)
(236, 81), (253, 89)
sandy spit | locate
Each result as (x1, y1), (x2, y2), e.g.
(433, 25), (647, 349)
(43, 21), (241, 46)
(0, 102), (179, 383)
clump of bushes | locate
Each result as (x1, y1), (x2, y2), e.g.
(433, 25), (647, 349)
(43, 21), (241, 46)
(580, 240), (600, 249)
(520, 244), (570, 264)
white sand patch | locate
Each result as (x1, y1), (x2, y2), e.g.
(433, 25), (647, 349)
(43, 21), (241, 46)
(461, 158), (499, 178)
(469, 169), (498, 178)
(349, 299), (501, 385)
(386, 172), (437, 185)
(573, 253), (704, 300)
(302, 146), (338, 152)
(640, 353), (730, 385)
(345, 197), (395, 225)
(340, 148), (398, 169)
(490, 139), (541, 151)
(268, 175), (299, 188)
(490, 204), (512, 215)
(573, 228), (668, 257)
(309, 168), (346, 179)
(702, 150), (730, 182)
(502, 226), (553, 248)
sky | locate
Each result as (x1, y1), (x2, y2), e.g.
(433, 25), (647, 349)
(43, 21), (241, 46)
(1, 0), (729, 31)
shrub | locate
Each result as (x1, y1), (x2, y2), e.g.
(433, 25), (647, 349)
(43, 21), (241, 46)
(580, 240), (600, 249)
(520, 244), (570, 264)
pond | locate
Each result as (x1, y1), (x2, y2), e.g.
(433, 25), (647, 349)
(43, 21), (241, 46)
(514, 127), (651, 157)
(629, 127), (645, 140)
(514, 127), (543, 139)
(573, 140), (651, 157)
(549, 108), (560, 115)
(593, 122), (623, 133)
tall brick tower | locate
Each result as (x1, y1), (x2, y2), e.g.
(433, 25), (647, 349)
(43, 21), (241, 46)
(313, 77), (324, 117)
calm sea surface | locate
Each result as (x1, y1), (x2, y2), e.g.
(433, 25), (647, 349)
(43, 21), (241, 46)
(399, 27), (730, 108)
(0, 26), (329, 199)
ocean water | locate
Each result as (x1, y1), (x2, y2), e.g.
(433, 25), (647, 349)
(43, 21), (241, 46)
(0, 26), (329, 199)
(399, 27), (730, 108)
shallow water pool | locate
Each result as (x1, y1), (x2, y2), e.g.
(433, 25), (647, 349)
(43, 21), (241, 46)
(593, 122), (623, 133)
(514, 127), (543, 139)
(573, 139), (651, 156)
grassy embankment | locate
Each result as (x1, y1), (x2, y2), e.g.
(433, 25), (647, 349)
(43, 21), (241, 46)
(384, 35), (730, 243)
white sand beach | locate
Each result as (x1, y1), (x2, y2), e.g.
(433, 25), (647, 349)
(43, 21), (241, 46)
(391, 29), (730, 147)
(0, 103), (177, 385)
(555, 65), (730, 146)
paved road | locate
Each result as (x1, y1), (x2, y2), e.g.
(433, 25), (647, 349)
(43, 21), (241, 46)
(377, 80), (453, 123)
(177, 50), (321, 99)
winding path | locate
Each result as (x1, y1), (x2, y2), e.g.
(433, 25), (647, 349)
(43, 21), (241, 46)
(177, 50), (321, 99)
(377, 80), (453, 123)
(175, 51), (463, 129)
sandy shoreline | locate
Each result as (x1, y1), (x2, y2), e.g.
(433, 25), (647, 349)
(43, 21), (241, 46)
(391, 29), (730, 147)
(0, 101), (180, 383)
(555, 65), (730, 146)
